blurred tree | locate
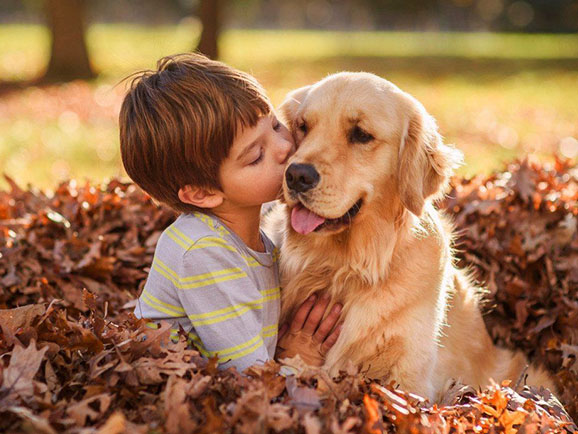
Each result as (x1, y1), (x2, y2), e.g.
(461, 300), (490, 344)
(196, 0), (221, 58)
(44, 0), (94, 81)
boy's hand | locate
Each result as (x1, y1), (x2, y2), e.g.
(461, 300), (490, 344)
(276, 293), (343, 367)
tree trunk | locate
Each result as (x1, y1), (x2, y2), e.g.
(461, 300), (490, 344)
(44, 0), (95, 81)
(196, 0), (221, 59)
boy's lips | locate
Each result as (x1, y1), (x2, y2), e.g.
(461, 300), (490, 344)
(290, 199), (363, 235)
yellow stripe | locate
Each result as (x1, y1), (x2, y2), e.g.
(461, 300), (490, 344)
(190, 239), (237, 253)
(242, 255), (260, 267)
(262, 324), (278, 338)
(170, 328), (179, 342)
(188, 327), (277, 362)
(223, 325), (280, 362)
(190, 291), (280, 327)
(194, 236), (229, 247)
(145, 322), (160, 329)
(166, 229), (190, 250)
(165, 224), (265, 269)
(171, 226), (226, 250)
(180, 266), (245, 283)
(188, 287), (280, 320)
(193, 212), (216, 231)
(189, 341), (211, 358)
(180, 271), (247, 290)
(187, 331), (211, 357)
(167, 226), (237, 253)
(193, 212), (231, 238)
(170, 225), (194, 244)
(218, 325), (277, 358)
(152, 263), (181, 287)
(168, 218), (274, 269)
(188, 331), (203, 346)
(152, 263), (247, 290)
(173, 224), (234, 253)
(188, 331), (200, 342)
(216, 334), (262, 358)
(190, 236), (260, 266)
(141, 293), (183, 317)
(154, 258), (179, 280)
(260, 324), (278, 339)
(167, 227), (236, 254)
(156, 258), (243, 284)
(142, 288), (185, 313)
(225, 338), (264, 361)
(189, 324), (277, 362)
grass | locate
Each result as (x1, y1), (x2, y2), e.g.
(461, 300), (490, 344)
(0, 24), (577, 190)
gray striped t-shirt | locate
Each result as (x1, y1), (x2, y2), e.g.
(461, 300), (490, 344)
(134, 211), (280, 373)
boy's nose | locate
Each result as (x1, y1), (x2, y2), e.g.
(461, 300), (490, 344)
(285, 163), (320, 193)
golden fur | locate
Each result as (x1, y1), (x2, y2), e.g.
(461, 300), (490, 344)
(264, 72), (556, 401)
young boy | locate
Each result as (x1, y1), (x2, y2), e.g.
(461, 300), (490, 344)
(119, 53), (342, 373)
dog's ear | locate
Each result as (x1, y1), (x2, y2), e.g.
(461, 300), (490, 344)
(397, 110), (463, 216)
(279, 85), (311, 127)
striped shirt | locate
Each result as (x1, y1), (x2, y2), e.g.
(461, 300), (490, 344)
(134, 211), (281, 373)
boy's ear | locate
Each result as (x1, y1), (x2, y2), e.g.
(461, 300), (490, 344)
(278, 85), (311, 126)
(178, 185), (224, 209)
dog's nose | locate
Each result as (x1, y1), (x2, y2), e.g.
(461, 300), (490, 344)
(285, 163), (320, 193)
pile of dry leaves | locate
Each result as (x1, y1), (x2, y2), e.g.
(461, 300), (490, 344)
(0, 157), (576, 433)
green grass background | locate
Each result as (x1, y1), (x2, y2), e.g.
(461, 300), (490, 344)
(0, 23), (577, 190)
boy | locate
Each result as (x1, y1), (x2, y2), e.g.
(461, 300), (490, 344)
(119, 53), (342, 373)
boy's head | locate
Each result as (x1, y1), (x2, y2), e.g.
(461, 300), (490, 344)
(119, 53), (280, 213)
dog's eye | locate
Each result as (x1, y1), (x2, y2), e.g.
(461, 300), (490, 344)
(349, 126), (374, 144)
(297, 121), (308, 135)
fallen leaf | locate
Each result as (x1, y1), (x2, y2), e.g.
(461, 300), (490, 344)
(2, 339), (48, 399)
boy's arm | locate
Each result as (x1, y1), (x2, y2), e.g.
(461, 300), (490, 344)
(176, 244), (274, 373)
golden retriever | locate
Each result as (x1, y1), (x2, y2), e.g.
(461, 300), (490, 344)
(265, 72), (556, 401)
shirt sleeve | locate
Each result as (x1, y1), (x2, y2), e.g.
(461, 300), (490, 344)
(175, 238), (273, 373)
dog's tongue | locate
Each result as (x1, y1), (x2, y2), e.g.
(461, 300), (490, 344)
(291, 204), (326, 235)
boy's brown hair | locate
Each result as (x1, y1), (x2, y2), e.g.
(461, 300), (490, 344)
(119, 53), (272, 213)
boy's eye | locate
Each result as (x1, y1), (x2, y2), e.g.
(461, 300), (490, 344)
(273, 119), (282, 131)
(249, 149), (264, 166)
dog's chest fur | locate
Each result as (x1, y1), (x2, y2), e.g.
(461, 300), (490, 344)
(278, 207), (453, 394)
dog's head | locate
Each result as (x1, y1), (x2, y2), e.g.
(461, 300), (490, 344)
(280, 72), (462, 236)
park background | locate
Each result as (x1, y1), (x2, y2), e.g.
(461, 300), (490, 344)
(0, 0), (577, 191)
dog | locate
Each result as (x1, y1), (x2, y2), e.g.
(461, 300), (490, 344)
(265, 72), (556, 401)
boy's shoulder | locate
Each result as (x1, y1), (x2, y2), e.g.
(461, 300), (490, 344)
(159, 211), (233, 252)
(156, 211), (276, 269)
